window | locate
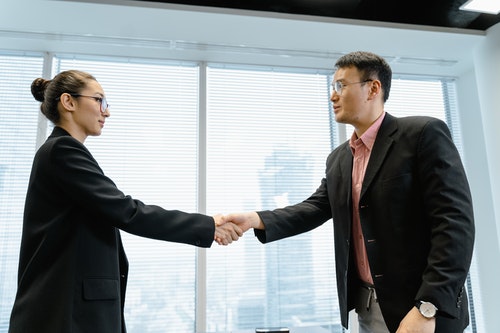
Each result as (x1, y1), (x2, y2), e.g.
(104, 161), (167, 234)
(205, 65), (339, 332)
(0, 51), (477, 333)
(55, 56), (201, 333)
(0, 52), (44, 332)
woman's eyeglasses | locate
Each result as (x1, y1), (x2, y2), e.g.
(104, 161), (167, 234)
(70, 94), (109, 113)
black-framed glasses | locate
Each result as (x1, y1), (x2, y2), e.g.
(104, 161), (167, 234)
(332, 79), (373, 96)
(70, 94), (109, 113)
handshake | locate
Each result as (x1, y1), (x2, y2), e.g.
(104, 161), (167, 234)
(212, 211), (265, 245)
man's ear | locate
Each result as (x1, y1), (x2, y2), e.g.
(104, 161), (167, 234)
(368, 80), (381, 100)
(59, 93), (77, 112)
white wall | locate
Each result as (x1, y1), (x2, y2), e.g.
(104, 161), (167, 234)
(0, 0), (487, 75)
(1, 0), (499, 332)
(463, 22), (500, 333)
(474, 23), (500, 243)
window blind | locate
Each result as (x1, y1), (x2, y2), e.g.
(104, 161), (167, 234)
(0, 53), (44, 331)
(55, 56), (201, 333)
(205, 65), (341, 332)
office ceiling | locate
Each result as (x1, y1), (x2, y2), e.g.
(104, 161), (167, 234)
(134, 0), (500, 31)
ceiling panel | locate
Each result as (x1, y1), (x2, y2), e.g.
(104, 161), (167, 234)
(133, 0), (500, 30)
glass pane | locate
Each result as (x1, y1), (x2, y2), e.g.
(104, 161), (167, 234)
(0, 53), (44, 332)
(55, 57), (200, 333)
(205, 66), (342, 332)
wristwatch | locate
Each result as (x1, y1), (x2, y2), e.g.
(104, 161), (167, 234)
(416, 301), (438, 318)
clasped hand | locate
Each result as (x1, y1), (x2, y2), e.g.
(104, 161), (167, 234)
(213, 212), (263, 245)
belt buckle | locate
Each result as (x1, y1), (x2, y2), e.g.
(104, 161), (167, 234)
(365, 285), (377, 311)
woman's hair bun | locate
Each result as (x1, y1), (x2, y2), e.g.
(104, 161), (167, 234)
(31, 78), (51, 102)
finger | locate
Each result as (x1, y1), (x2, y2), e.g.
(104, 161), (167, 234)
(233, 223), (243, 236)
(216, 229), (231, 245)
(230, 227), (241, 241)
(213, 214), (224, 227)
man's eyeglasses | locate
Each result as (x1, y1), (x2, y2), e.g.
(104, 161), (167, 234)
(70, 94), (109, 113)
(332, 79), (373, 96)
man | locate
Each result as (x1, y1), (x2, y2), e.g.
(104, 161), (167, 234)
(224, 51), (475, 333)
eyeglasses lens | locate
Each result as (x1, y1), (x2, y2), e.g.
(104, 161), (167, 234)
(334, 81), (342, 94)
(101, 97), (108, 112)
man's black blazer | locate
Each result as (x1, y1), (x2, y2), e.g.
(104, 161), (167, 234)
(255, 113), (475, 333)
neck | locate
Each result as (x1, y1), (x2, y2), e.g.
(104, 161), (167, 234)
(354, 109), (384, 137)
(58, 122), (86, 143)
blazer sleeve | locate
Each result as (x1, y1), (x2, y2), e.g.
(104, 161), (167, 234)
(43, 135), (215, 248)
(414, 118), (475, 317)
(254, 176), (332, 243)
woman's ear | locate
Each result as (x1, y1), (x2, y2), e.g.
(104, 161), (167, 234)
(59, 93), (77, 112)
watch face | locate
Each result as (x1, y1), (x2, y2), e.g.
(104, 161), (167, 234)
(420, 302), (437, 318)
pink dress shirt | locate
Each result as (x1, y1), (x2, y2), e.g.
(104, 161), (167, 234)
(349, 112), (386, 285)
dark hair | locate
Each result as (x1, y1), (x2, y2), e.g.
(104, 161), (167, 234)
(334, 51), (392, 102)
(31, 70), (97, 124)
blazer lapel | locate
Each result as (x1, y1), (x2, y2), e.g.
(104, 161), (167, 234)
(339, 142), (354, 212)
(360, 113), (397, 199)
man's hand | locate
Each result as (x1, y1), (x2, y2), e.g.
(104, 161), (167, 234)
(213, 214), (243, 245)
(396, 306), (436, 333)
(222, 211), (264, 233)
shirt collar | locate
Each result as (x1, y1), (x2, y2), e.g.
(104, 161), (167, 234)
(349, 112), (386, 151)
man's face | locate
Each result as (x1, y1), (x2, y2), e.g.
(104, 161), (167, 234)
(330, 66), (373, 127)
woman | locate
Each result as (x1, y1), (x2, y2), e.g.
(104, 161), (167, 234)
(8, 70), (241, 333)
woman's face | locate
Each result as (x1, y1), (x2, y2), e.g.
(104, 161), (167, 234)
(71, 80), (110, 141)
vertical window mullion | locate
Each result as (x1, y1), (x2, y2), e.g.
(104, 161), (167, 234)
(196, 61), (208, 333)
